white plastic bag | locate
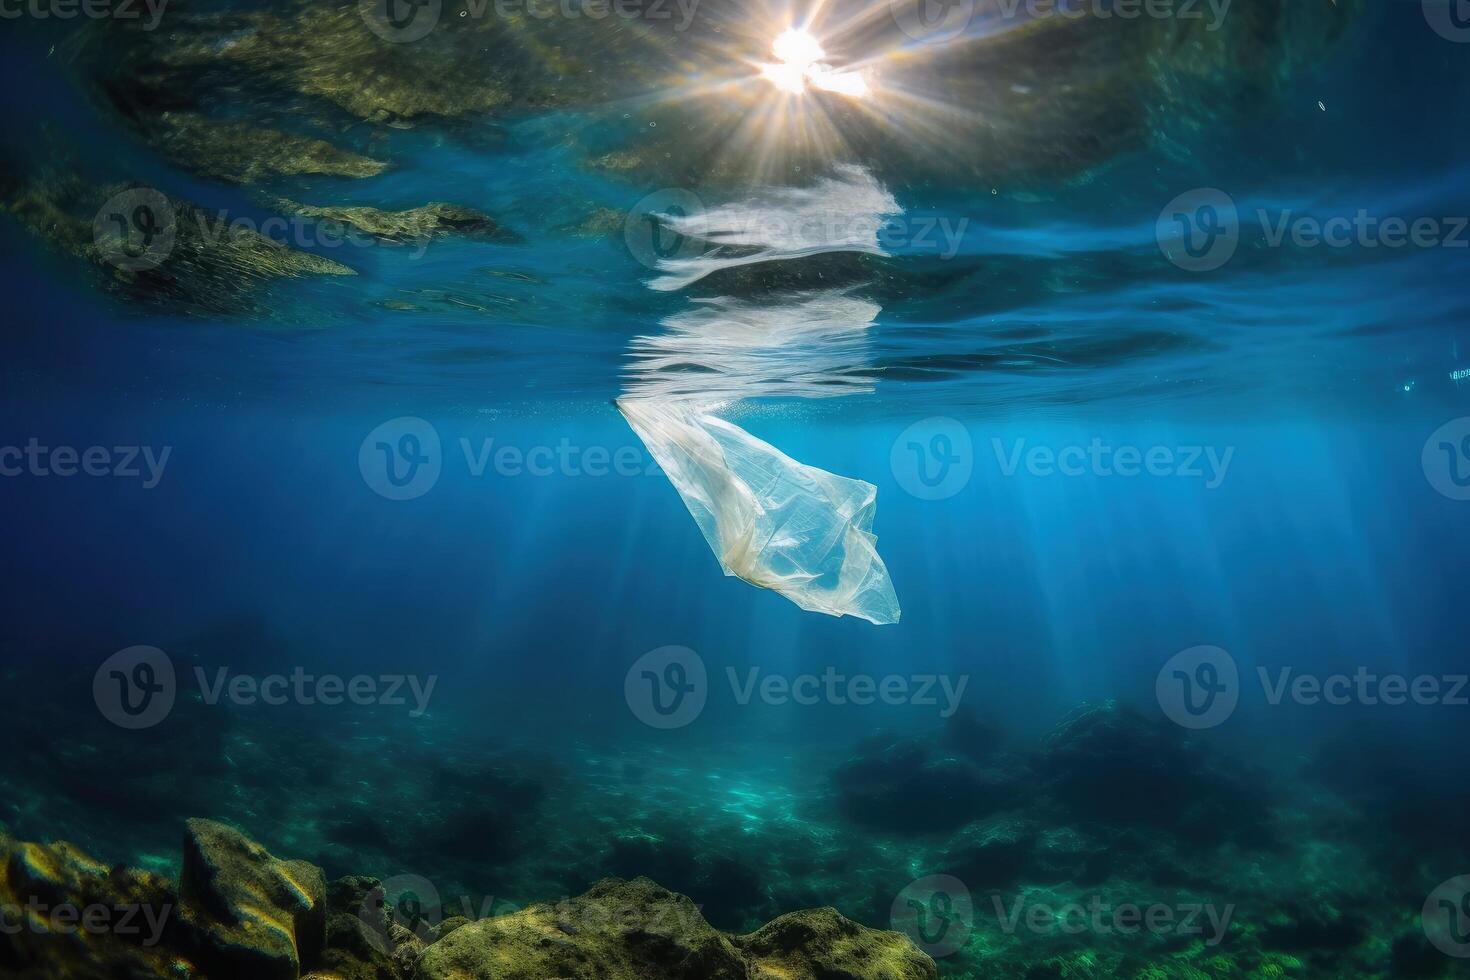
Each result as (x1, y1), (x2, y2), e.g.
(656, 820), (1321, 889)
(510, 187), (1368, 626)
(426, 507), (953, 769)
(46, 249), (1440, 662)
(619, 398), (900, 625)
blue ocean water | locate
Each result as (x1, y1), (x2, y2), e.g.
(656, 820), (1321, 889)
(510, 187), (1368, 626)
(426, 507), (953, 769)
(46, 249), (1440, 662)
(2, 1), (1470, 977)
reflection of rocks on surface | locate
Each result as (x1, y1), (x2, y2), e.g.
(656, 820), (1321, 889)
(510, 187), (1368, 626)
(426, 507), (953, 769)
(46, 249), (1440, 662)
(279, 201), (523, 245)
(0, 172), (355, 316)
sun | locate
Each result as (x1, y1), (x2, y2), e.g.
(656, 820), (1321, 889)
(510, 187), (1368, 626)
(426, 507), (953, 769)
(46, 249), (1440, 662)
(759, 28), (870, 99)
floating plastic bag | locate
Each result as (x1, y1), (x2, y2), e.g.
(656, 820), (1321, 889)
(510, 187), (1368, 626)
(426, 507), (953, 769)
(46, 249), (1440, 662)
(619, 398), (900, 625)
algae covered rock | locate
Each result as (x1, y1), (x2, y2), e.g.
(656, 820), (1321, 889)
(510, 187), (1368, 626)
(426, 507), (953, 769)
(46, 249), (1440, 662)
(178, 817), (328, 980)
(0, 834), (182, 979)
(414, 876), (935, 980)
(414, 877), (747, 980)
(834, 729), (1027, 833)
(737, 906), (938, 980)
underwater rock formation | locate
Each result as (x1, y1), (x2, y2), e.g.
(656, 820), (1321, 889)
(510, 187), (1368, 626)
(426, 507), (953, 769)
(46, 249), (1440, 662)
(0, 821), (934, 980)
(415, 876), (935, 980)
(179, 818), (328, 980)
(834, 719), (1026, 832)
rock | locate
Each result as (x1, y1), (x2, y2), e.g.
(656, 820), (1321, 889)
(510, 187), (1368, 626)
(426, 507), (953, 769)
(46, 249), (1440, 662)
(413, 877), (934, 980)
(0, 835), (183, 979)
(1034, 701), (1269, 843)
(314, 874), (406, 980)
(1389, 929), (1446, 977)
(937, 813), (1035, 888)
(413, 877), (747, 980)
(283, 201), (522, 244)
(736, 906), (937, 980)
(178, 818), (328, 980)
(834, 730), (1026, 833)
(1260, 901), (1367, 951)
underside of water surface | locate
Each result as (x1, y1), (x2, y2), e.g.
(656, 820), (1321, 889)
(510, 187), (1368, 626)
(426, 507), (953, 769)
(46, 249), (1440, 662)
(1, 1), (1469, 978)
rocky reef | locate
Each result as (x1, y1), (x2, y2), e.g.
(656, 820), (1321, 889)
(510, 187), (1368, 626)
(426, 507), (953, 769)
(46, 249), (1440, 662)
(0, 818), (935, 980)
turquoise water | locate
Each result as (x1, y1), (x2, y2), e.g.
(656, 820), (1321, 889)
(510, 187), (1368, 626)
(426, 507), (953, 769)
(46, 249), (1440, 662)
(2, 1), (1470, 977)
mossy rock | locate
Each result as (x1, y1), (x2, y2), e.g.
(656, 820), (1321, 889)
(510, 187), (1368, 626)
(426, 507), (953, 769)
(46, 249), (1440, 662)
(178, 818), (328, 980)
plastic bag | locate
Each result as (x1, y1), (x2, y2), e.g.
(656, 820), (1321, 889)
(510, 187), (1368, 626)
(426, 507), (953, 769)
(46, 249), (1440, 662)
(619, 398), (900, 625)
